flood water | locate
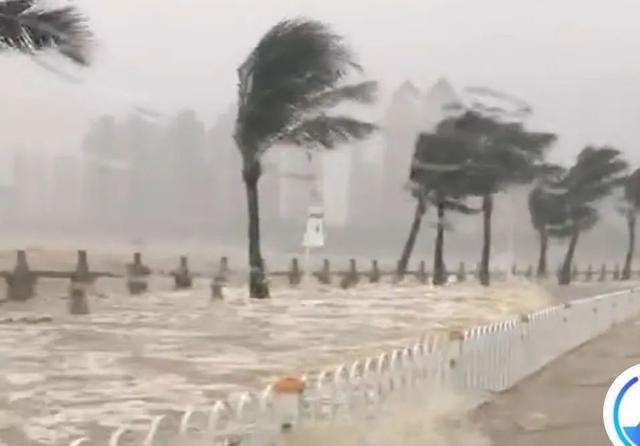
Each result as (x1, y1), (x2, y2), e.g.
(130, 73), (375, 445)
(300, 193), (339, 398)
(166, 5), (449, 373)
(0, 251), (630, 445)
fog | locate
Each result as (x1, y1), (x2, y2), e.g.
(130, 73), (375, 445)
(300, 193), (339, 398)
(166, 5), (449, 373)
(1, 0), (639, 267)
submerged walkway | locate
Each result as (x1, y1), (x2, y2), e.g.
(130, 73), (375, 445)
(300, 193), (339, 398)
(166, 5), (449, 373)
(473, 312), (640, 445)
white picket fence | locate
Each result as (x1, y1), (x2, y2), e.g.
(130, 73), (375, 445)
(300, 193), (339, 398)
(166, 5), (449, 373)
(68, 287), (640, 446)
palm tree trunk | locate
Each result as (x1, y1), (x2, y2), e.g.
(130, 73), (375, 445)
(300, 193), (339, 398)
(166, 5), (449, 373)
(433, 201), (447, 286)
(536, 227), (549, 279)
(559, 228), (580, 286)
(243, 161), (270, 299)
(479, 194), (493, 286)
(623, 212), (636, 280)
(397, 196), (427, 279)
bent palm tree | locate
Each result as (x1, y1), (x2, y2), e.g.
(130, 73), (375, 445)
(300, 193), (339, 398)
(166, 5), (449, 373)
(438, 112), (557, 286)
(556, 146), (628, 285)
(235, 18), (377, 298)
(411, 132), (479, 285)
(622, 168), (640, 279)
(0, 0), (92, 65)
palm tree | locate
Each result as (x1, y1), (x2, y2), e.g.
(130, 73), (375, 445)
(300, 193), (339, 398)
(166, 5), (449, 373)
(556, 146), (628, 285)
(410, 132), (479, 285)
(439, 112), (557, 286)
(528, 173), (566, 278)
(0, 0), (92, 65)
(235, 18), (378, 298)
(621, 168), (640, 279)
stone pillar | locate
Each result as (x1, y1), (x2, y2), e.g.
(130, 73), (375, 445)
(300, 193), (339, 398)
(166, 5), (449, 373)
(318, 259), (331, 285)
(456, 262), (466, 283)
(211, 275), (224, 300)
(417, 260), (428, 284)
(369, 259), (381, 283)
(288, 258), (302, 286)
(69, 281), (90, 315)
(127, 252), (151, 295)
(585, 265), (593, 282)
(340, 259), (358, 289)
(599, 264), (607, 282)
(524, 265), (533, 280)
(172, 256), (193, 289)
(6, 250), (36, 301)
(218, 256), (229, 282)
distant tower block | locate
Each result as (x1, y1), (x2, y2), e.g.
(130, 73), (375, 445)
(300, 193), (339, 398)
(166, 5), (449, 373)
(172, 256), (193, 289)
(127, 252), (151, 295)
(6, 250), (36, 301)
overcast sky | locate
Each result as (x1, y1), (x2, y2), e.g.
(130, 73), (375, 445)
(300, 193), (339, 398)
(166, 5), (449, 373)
(2, 0), (640, 164)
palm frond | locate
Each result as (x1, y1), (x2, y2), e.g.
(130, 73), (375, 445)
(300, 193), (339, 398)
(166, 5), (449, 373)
(235, 18), (366, 155)
(304, 81), (378, 110)
(278, 114), (377, 149)
(0, 0), (92, 65)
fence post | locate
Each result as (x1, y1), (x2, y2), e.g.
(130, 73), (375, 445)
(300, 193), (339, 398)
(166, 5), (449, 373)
(585, 265), (593, 282)
(571, 265), (579, 281)
(417, 261), (427, 284)
(369, 260), (381, 283)
(288, 258), (302, 286)
(69, 250), (91, 315)
(599, 264), (607, 282)
(273, 377), (306, 432)
(6, 250), (36, 301)
(524, 265), (533, 280)
(127, 252), (150, 295)
(613, 264), (621, 281)
(318, 259), (331, 285)
(457, 262), (466, 283)
(340, 259), (358, 289)
(172, 256), (193, 289)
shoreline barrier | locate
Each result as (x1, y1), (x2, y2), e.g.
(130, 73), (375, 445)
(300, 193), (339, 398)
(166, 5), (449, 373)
(66, 286), (640, 446)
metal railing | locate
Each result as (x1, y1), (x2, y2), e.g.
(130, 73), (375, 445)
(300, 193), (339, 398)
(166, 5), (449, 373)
(68, 287), (640, 446)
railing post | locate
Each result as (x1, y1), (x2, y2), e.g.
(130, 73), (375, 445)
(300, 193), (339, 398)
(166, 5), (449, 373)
(127, 252), (150, 295)
(340, 259), (358, 289)
(318, 259), (331, 285)
(288, 258), (302, 286)
(273, 377), (305, 432)
(6, 250), (36, 301)
(369, 260), (381, 283)
(456, 262), (466, 283)
(172, 256), (193, 289)
(417, 260), (427, 284)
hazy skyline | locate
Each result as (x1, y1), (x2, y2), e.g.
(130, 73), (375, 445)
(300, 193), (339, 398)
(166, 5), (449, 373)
(2, 0), (640, 165)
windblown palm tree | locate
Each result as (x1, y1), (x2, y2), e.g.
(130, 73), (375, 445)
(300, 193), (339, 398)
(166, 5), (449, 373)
(621, 168), (640, 280)
(527, 166), (567, 278)
(556, 146), (628, 285)
(410, 132), (479, 285)
(0, 0), (92, 65)
(235, 18), (378, 298)
(439, 112), (557, 286)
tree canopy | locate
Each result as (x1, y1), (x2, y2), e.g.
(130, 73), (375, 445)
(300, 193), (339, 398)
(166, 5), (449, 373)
(0, 0), (92, 65)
